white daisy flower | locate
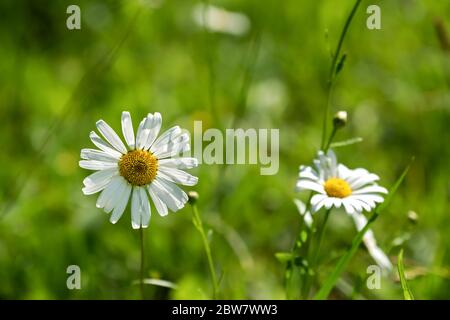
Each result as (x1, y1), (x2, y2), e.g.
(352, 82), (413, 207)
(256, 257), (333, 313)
(296, 149), (392, 271)
(296, 149), (388, 214)
(79, 111), (199, 229)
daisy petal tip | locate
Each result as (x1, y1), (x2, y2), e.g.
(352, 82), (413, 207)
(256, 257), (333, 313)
(131, 223), (140, 230)
(176, 203), (187, 211)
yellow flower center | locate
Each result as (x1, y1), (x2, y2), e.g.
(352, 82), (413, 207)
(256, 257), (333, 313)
(119, 150), (158, 186)
(324, 177), (352, 198)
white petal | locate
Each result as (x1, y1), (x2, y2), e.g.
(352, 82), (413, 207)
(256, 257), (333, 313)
(342, 199), (355, 214)
(312, 197), (327, 212)
(337, 164), (352, 180)
(147, 184), (168, 216)
(156, 177), (188, 207)
(82, 182), (110, 195)
(298, 166), (319, 181)
(313, 159), (324, 180)
(158, 157), (198, 170)
(333, 198), (342, 208)
(357, 194), (385, 204)
(83, 168), (117, 187)
(137, 114), (154, 150)
(79, 160), (117, 171)
(349, 173), (380, 189)
(155, 142), (190, 159)
(139, 187), (151, 228)
(349, 195), (376, 208)
(150, 179), (185, 212)
(294, 198), (306, 214)
(326, 149), (338, 177)
(352, 185), (388, 195)
(82, 169), (117, 195)
(138, 114), (154, 150)
(317, 150), (336, 178)
(364, 240), (393, 272)
(96, 120), (127, 154)
(135, 118), (147, 150)
(89, 131), (123, 158)
(150, 126), (182, 153)
(294, 199), (313, 228)
(131, 187), (141, 229)
(80, 148), (119, 162)
(131, 187), (151, 229)
(303, 211), (313, 227)
(359, 199), (373, 212)
(104, 179), (127, 213)
(348, 198), (363, 212)
(351, 212), (392, 271)
(96, 176), (123, 209)
(311, 194), (326, 206)
(347, 168), (370, 181)
(158, 167), (198, 186)
(296, 180), (325, 194)
(153, 133), (190, 158)
(82, 181), (108, 195)
(144, 112), (162, 150)
(324, 198), (334, 210)
(110, 183), (132, 224)
(351, 211), (366, 230)
(121, 111), (135, 149)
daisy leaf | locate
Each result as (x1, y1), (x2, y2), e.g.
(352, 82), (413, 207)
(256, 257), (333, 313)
(397, 249), (415, 300)
(314, 157), (414, 300)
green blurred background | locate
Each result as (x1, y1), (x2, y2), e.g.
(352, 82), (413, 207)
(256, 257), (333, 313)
(0, 0), (449, 299)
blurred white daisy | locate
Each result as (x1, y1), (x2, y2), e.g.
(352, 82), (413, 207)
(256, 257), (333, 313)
(296, 150), (392, 271)
(79, 111), (198, 229)
(296, 150), (388, 214)
(192, 4), (250, 36)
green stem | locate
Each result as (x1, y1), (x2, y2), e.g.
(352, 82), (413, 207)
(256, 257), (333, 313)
(314, 209), (331, 265)
(301, 209), (331, 299)
(320, 82), (334, 150)
(139, 228), (145, 300)
(191, 203), (218, 299)
(324, 126), (338, 153)
(328, 0), (362, 81)
(320, 0), (362, 149)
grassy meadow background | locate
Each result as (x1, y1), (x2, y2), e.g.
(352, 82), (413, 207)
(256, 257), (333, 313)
(0, 0), (449, 299)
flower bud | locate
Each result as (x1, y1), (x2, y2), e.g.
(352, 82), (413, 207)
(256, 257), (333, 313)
(407, 210), (419, 224)
(188, 191), (199, 204)
(333, 111), (348, 129)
